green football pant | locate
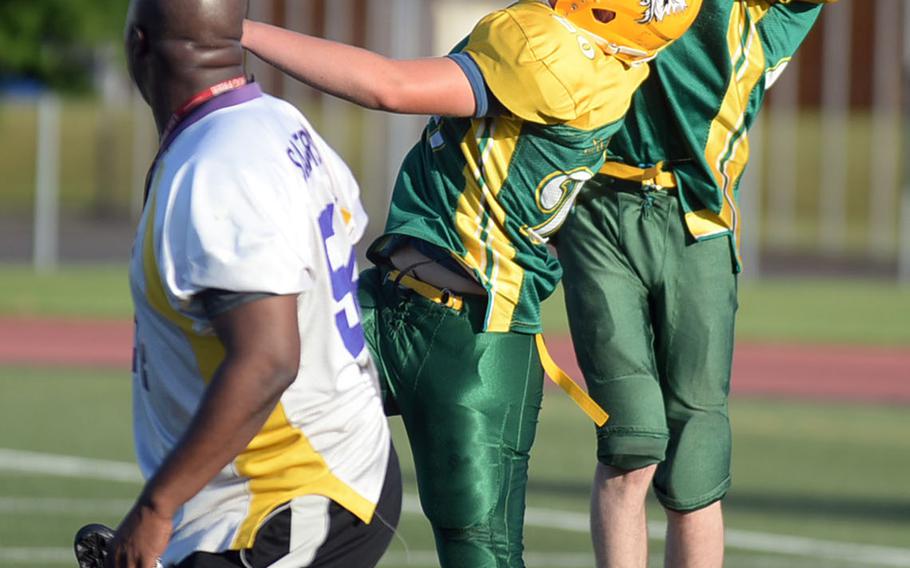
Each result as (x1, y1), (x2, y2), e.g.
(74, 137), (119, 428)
(557, 177), (737, 511)
(358, 267), (543, 568)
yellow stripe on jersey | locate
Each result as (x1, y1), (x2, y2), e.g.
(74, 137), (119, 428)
(144, 178), (376, 550)
(465, 0), (648, 128)
(684, 208), (733, 239)
(232, 402), (376, 549)
(455, 117), (525, 331)
(697, 3), (770, 257)
(142, 181), (225, 382)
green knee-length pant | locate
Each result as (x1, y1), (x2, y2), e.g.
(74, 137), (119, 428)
(358, 267), (543, 568)
(557, 177), (737, 511)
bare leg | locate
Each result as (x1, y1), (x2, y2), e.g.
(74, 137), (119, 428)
(590, 462), (657, 568)
(664, 501), (724, 568)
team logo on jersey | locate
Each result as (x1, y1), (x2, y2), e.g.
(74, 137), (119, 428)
(523, 168), (594, 244)
(638, 0), (689, 23)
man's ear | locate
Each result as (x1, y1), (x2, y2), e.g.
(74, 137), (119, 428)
(125, 24), (151, 100)
(126, 25), (149, 61)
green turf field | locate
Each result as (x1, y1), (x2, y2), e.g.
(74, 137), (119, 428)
(1, 266), (909, 566)
(0, 265), (131, 320)
(2, 263), (909, 345)
(1, 366), (908, 567)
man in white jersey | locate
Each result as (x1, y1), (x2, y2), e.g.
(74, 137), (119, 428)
(103, 1), (401, 566)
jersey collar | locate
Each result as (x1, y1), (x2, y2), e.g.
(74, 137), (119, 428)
(159, 80), (263, 154)
(145, 80), (263, 205)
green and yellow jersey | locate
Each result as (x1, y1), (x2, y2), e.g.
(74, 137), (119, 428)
(369, 0), (648, 333)
(604, 0), (832, 268)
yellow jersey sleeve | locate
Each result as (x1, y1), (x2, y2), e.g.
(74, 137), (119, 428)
(463, 0), (648, 127)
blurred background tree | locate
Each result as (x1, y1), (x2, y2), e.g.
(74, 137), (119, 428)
(0, 0), (128, 92)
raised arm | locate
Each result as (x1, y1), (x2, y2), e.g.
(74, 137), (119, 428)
(106, 294), (300, 568)
(242, 20), (477, 117)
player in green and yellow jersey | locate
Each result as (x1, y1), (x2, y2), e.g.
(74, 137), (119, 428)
(243, 1), (701, 566)
(555, 1), (836, 566)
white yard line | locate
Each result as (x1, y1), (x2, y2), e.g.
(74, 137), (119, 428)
(723, 528), (910, 567)
(379, 550), (597, 567)
(0, 496), (133, 515)
(0, 448), (141, 483)
(2, 450), (910, 567)
(0, 547), (597, 567)
(0, 548), (73, 565)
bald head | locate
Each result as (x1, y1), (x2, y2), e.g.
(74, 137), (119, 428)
(125, 0), (248, 134)
(127, 0), (247, 48)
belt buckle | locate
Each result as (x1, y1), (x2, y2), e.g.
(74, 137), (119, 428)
(642, 177), (663, 192)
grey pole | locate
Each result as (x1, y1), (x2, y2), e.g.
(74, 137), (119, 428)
(818, 2), (852, 255)
(323, 0), (355, 153)
(765, 59), (800, 250)
(899, 2), (910, 284)
(363, 0), (392, 209)
(33, 94), (61, 273)
(385, 0), (428, 189)
(246, 1), (273, 92)
(281, 0), (314, 108)
(740, 115), (764, 280)
(869, 0), (902, 258)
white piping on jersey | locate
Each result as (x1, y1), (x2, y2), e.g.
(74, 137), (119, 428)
(469, 120), (494, 277)
(485, 215), (502, 330)
(764, 57), (791, 90)
(525, 227), (549, 245)
(734, 21), (755, 83)
(731, 20), (749, 78)
(473, 119), (506, 330)
(469, 119), (500, 284)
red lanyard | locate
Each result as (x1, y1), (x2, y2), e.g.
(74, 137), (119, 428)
(144, 76), (247, 205)
(160, 75), (247, 142)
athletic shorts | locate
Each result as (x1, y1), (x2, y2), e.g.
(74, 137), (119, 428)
(556, 175), (738, 511)
(358, 266), (543, 568)
(175, 444), (402, 568)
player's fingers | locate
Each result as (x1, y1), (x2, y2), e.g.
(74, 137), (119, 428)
(106, 542), (133, 568)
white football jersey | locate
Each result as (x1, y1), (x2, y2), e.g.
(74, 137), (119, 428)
(128, 84), (389, 566)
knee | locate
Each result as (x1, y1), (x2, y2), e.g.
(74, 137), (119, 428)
(419, 459), (523, 565)
(425, 501), (519, 567)
(433, 523), (517, 568)
(416, 448), (500, 531)
(595, 462), (657, 497)
(596, 427), (668, 472)
(655, 476), (730, 512)
(654, 413), (731, 511)
(421, 490), (493, 532)
(664, 500), (722, 520)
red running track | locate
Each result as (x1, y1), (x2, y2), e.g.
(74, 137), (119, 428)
(0, 318), (132, 369)
(0, 318), (907, 403)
